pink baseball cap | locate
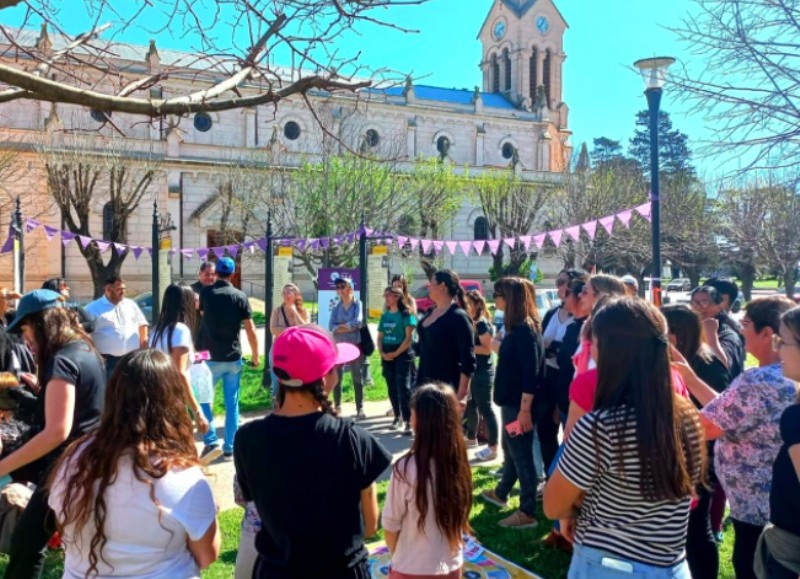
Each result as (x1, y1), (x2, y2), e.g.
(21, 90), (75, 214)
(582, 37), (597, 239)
(272, 326), (361, 387)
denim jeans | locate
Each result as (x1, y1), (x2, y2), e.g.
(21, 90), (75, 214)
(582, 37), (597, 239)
(568, 544), (692, 579)
(202, 359), (243, 453)
(334, 354), (365, 409)
(496, 405), (538, 517)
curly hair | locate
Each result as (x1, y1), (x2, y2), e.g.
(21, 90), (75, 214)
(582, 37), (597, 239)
(48, 349), (199, 577)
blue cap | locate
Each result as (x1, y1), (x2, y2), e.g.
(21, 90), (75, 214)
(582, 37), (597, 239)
(216, 257), (235, 276)
(7, 289), (64, 332)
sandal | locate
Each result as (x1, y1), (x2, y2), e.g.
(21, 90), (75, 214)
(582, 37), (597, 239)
(475, 447), (498, 462)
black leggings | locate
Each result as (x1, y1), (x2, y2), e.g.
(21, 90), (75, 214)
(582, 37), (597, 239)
(732, 518), (764, 579)
(464, 363), (498, 446)
(4, 486), (55, 579)
(686, 483), (719, 579)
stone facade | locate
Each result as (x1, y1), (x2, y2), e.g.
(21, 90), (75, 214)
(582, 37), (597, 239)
(0, 0), (572, 300)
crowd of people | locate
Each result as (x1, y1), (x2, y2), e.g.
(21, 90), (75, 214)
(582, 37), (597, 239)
(0, 264), (795, 579)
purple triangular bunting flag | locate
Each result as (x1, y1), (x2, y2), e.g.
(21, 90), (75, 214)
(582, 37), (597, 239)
(599, 216), (615, 235)
(473, 240), (486, 254)
(25, 219), (40, 233)
(0, 226), (12, 254)
(132, 246), (144, 260)
(212, 246), (226, 259)
(520, 235), (532, 251)
(432, 240), (444, 254)
(486, 239), (501, 255)
(181, 248), (194, 259)
(549, 230), (563, 247)
(95, 240), (111, 253)
(228, 245), (239, 258)
(635, 203), (652, 222)
(407, 238), (419, 251)
(458, 241), (472, 256)
(617, 209), (634, 228)
(61, 231), (76, 247)
(582, 221), (598, 240)
(78, 235), (92, 249)
(397, 236), (408, 248)
(146, 247), (154, 257)
(113, 243), (127, 255)
(565, 225), (581, 242)
(196, 248), (209, 260)
(503, 237), (516, 249)
(445, 241), (457, 254)
(420, 239), (432, 253)
(320, 237), (330, 249)
(44, 226), (58, 241)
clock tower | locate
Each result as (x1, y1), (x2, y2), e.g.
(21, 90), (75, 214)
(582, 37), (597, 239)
(478, 0), (568, 116)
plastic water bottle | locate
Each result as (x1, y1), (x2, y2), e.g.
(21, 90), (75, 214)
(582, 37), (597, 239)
(189, 360), (214, 405)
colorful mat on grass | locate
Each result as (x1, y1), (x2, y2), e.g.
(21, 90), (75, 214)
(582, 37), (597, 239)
(368, 537), (542, 579)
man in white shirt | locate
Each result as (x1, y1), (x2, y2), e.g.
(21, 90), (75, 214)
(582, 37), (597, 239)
(85, 276), (149, 379)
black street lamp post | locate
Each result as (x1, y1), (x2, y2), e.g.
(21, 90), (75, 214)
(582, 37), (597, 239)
(634, 56), (675, 307)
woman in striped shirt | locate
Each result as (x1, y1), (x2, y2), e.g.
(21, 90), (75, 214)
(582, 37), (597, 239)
(543, 297), (705, 578)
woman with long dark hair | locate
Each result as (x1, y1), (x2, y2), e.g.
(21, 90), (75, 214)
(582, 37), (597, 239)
(234, 325), (392, 579)
(0, 290), (106, 578)
(150, 283), (209, 437)
(382, 383), (472, 578)
(544, 298), (705, 578)
(663, 304), (731, 579)
(481, 277), (544, 529)
(391, 273), (417, 317)
(464, 290), (498, 461)
(416, 270), (475, 404)
(47, 349), (219, 577)
(378, 286), (417, 434)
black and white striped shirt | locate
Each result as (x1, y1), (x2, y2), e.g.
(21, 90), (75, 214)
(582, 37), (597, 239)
(558, 408), (693, 567)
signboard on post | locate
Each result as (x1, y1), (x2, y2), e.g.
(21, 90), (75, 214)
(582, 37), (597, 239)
(272, 247), (293, 308)
(317, 268), (360, 331)
(368, 246), (389, 318)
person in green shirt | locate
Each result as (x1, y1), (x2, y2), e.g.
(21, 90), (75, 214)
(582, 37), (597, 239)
(378, 287), (416, 434)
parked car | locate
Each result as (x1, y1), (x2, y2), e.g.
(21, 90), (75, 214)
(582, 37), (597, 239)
(493, 291), (554, 333)
(413, 279), (483, 314)
(666, 278), (692, 292)
(132, 291), (153, 324)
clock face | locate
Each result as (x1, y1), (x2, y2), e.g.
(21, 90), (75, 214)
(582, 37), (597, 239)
(536, 16), (550, 34)
(493, 19), (506, 40)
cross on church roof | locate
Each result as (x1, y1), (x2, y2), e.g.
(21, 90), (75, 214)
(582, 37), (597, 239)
(499, 0), (538, 17)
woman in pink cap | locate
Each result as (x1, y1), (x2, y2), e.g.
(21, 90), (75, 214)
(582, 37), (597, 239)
(233, 325), (392, 579)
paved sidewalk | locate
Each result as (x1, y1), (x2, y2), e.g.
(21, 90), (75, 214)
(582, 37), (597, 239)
(197, 399), (503, 512)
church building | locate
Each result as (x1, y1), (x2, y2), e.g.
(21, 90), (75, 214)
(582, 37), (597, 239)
(0, 0), (572, 299)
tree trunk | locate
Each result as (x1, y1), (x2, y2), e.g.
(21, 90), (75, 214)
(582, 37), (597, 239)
(782, 267), (798, 299)
(81, 244), (127, 298)
(492, 246), (504, 280)
(685, 268), (701, 290)
(739, 262), (756, 302)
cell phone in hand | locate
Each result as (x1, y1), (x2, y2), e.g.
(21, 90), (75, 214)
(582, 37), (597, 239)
(505, 420), (522, 437)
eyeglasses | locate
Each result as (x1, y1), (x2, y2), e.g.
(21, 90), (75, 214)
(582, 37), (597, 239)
(772, 334), (800, 353)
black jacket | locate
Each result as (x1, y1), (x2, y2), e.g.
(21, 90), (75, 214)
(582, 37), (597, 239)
(493, 322), (545, 408)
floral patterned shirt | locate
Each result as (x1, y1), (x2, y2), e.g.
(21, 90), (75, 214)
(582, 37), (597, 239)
(702, 363), (797, 525)
(233, 475), (262, 535)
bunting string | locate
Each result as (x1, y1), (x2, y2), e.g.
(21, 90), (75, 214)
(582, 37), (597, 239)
(4, 203), (652, 260)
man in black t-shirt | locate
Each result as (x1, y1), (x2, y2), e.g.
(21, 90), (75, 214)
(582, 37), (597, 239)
(190, 261), (216, 297)
(197, 258), (259, 460)
(234, 326), (391, 579)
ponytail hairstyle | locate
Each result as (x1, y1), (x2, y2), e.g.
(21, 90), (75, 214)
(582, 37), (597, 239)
(396, 382), (472, 551)
(433, 269), (466, 309)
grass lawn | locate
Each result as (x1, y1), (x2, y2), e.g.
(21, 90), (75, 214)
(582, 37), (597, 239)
(213, 350), (390, 416)
(1, 467), (738, 578)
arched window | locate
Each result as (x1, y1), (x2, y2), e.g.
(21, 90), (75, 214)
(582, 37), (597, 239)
(102, 202), (114, 240)
(474, 216), (489, 240)
(543, 49), (552, 108)
(491, 54), (500, 93)
(502, 142), (516, 160)
(529, 48), (538, 100)
(503, 49), (512, 92)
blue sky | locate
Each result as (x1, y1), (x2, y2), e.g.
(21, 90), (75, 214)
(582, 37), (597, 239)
(8, 0), (723, 174)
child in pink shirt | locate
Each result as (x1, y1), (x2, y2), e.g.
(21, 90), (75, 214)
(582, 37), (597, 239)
(382, 383), (473, 579)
